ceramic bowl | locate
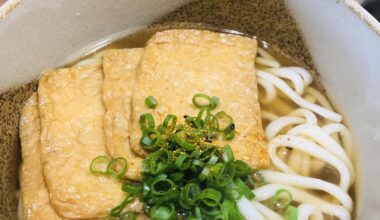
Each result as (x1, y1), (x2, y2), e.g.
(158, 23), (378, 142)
(0, 0), (379, 219)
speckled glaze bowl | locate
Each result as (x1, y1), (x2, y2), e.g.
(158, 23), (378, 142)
(0, 0), (379, 219)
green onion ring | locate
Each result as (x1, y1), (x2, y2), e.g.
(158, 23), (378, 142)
(213, 111), (234, 132)
(175, 154), (192, 171)
(90, 156), (110, 175)
(271, 189), (292, 210)
(107, 157), (128, 179)
(285, 205), (298, 220)
(151, 178), (179, 204)
(139, 113), (155, 131)
(140, 129), (162, 151)
(122, 181), (142, 195)
(221, 145), (234, 163)
(149, 203), (176, 220)
(110, 195), (135, 217)
(192, 93), (219, 110)
(233, 160), (251, 177)
(234, 177), (255, 200)
(163, 114), (177, 133)
(172, 134), (196, 151)
(145, 96), (158, 109)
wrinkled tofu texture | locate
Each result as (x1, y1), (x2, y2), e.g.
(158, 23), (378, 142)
(131, 29), (269, 168)
(20, 93), (63, 220)
(37, 64), (125, 219)
(103, 49), (144, 180)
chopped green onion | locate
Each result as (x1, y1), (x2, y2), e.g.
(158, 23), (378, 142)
(284, 205), (298, 220)
(150, 203), (176, 220)
(169, 172), (184, 182)
(162, 114), (177, 133)
(195, 207), (202, 219)
(90, 156), (110, 175)
(207, 155), (219, 165)
(110, 196), (135, 217)
(198, 188), (222, 207)
(234, 178), (255, 200)
(224, 130), (236, 140)
(196, 146), (217, 162)
(107, 157), (127, 179)
(172, 134), (196, 151)
(139, 113), (155, 131)
(140, 129), (162, 151)
(211, 96), (220, 107)
(221, 199), (244, 220)
(207, 163), (235, 189)
(179, 183), (200, 209)
(122, 181), (142, 195)
(213, 111), (234, 132)
(196, 108), (211, 129)
(272, 189), (292, 210)
(151, 178), (179, 204)
(175, 154), (192, 171)
(145, 96), (158, 109)
(221, 145), (234, 162)
(120, 211), (137, 220)
(198, 167), (210, 182)
(234, 160), (251, 177)
(146, 149), (173, 175)
(192, 94), (219, 110)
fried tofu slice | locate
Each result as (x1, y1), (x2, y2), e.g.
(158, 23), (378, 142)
(37, 64), (125, 219)
(103, 49), (144, 180)
(20, 93), (63, 220)
(131, 29), (269, 168)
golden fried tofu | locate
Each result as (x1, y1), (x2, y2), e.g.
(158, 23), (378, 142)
(20, 93), (63, 220)
(103, 49), (144, 180)
(37, 64), (125, 219)
(131, 29), (269, 168)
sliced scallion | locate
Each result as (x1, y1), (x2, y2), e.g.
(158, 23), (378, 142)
(234, 177), (255, 200)
(145, 96), (158, 109)
(272, 189), (292, 210)
(139, 113), (155, 131)
(107, 157), (128, 179)
(213, 111), (234, 132)
(90, 156), (110, 175)
(192, 94), (219, 110)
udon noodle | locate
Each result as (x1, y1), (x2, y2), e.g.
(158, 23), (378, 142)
(236, 47), (355, 220)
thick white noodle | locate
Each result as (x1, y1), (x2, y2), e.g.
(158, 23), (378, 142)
(256, 57), (281, 68)
(290, 108), (318, 125)
(258, 78), (277, 104)
(304, 87), (333, 110)
(261, 110), (279, 121)
(266, 68), (306, 95)
(298, 204), (324, 220)
(322, 123), (353, 159)
(288, 67), (314, 87)
(255, 48), (354, 220)
(252, 201), (283, 220)
(288, 124), (355, 183)
(261, 170), (353, 210)
(237, 196), (266, 220)
(265, 116), (305, 140)
(268, 135), (351, 191)
(257, 70), (342, 122)
(253, 184), (351, 220)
